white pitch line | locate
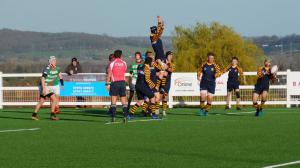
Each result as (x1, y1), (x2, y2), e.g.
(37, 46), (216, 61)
(262, 160), (300, 168)
(105, 119), (163, 125)
(0, 128), (40, 133)
(226, 111), (256, 115)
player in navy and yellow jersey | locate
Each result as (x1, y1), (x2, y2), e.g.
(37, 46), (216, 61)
(160, 51), (175, 117)
(197, 53), (222, 116)
(223, 57), (246, 110)
(253, 59), (277, 117)
(149, 16), (169, 95)
(129, 56), (159, 119)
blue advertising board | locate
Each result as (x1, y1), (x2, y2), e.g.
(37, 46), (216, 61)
(60, 81), (109, 97)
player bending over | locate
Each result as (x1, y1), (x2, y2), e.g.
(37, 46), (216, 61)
(32, 56), (64, 121)
(253, 59), (278, 117)
(197, 53), (222, 116)
(128, 56), (160, 119)
(223, 57), (246, 110)
(106, 50), (128, 123)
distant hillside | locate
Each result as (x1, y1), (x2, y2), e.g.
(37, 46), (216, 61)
(0, 29), (299, 73)
(0, 29), (172, 73)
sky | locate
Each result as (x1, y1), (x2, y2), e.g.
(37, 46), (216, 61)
(0, 0), (299, 37)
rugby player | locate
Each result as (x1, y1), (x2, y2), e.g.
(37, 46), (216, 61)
(127, 52), (143, 111)
(253, 59), (277, 117)
(131, 56), (160, 119)
(223, 57), (246, 110)
(160, 51), (175, 116)
(32, 56), (64, 121)
(197, 53), (222, 116)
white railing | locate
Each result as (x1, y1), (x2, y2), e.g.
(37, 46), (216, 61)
(0, 70), (299, 109)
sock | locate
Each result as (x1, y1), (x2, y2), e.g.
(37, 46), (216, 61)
(111, 105), (117, 118)
(108, 107), (112, 114)
(130, 104), (140, 114)
(200, 101), (205, 109)
(50, 112), (56, 117)
(32, 112), (37, 117)
(142, 102), (148, 113)
(204, 103), (212, 112)
(156, 79), (162, 88)
(150, 103), (156, 114)
(161, 77), (167, 87)
(162, 101), (167, 111)
(260, 101), (266, 110)
(122, 105), (128, 117)
(253, 102), (259, 109)
(156, 102), (160, 111)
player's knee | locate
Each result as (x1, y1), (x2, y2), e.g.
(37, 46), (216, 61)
(235, 91), (241, 99)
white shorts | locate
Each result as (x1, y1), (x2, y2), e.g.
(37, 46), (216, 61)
(39, 85), (60, 97)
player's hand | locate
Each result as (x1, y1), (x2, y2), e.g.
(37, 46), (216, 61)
(106, 85), (110, 91)
(61, 86), (64, 90)
(70, 70), (73, 75)
(157, 16), (161, 22)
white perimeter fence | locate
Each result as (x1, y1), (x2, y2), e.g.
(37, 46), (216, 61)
(0, 70), (300, 109)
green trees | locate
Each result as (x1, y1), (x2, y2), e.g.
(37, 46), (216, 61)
(172, 22), (264, 72)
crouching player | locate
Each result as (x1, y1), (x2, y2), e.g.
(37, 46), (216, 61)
(160, 51), (175, 116)
(253, 59), (277, 117)
(32, 56), (64, 120)
(224, 57), (246, 110)
(106, 50), (128, 123)
(128, 57), (160, 119)
(197, 53), (222, 116)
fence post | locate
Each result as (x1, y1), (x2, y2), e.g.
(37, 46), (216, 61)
(286, 69), (291, 108)
(0, 72), (3, 109)
(168, 93), (173, 109)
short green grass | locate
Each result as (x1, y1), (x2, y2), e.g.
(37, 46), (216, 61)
(0, 107), (300, 168)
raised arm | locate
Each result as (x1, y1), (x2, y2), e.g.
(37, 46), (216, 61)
(150, 16), (165, 42)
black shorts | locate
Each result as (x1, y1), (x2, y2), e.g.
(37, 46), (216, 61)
(254, 84), (269, 94)
(227, 82), (239, 92)
(40, 93), (54, 99)
(136, 85), (155, 100)
(109, 81), (126, 97)
(200, 80), (216, 94)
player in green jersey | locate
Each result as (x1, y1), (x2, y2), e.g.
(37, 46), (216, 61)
(127, 52), (143, 113)
(32, 56), (64, 121)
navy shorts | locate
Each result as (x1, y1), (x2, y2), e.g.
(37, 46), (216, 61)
(162, 76), (171, 93)
(136, 85), (155, 100)
(200, 81), (216, 94)
(109, 81), (126, 97)
(254, 84), (269, 94)
(227, 82), (239, 92)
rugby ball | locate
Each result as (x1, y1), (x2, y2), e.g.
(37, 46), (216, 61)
(271, 65), (278, 74)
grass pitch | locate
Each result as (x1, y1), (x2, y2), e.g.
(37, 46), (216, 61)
(0, 107), (299, 168)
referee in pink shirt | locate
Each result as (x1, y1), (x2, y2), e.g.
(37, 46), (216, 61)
(106, 50), (128, 123)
